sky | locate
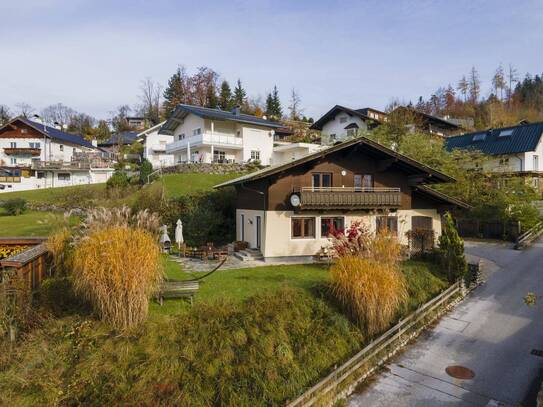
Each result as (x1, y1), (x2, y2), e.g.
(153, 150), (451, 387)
(1, 0), (542, 121)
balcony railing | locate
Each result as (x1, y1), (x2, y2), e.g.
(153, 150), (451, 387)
(166, 133), (243, 153)
(31, 159), (114, 170)
(299, 187), (401, 209)
(4, 147), (41, 156)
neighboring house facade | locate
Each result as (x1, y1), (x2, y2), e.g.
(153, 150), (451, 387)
(125, 117), (147, 131)
(98, 131), (139, 157)
(0, 117), (114, 192)
(391, 106), (463, 137)
(137, 121), (174, 169)
(162, 105), (283, 165)
(445, 122), (543, 192)
(310, 105), (383, 144)
(271, 142), (325, 165)
(216, 137), (467, 261)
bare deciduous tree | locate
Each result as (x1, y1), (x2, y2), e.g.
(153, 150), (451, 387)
(15, 102), (34, 118)
(506, 64), (519, 104)
(468, 67), (481, 103)
(138, 77), (162, 125)
(41, 103), (76, 128)
(288, 88), (303, 121)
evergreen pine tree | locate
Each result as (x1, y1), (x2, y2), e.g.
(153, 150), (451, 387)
(219, 80), (233, 110)
(271, 85), (282, 119)
(438, 212), (467, 283)
(163, 67), (187, 118)
(265, 92), (274, 118)
(206, 83), (219, 108)
(233, 79), (247, 108)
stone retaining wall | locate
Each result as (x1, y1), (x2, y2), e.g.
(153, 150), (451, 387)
(161, 163), (255, 175)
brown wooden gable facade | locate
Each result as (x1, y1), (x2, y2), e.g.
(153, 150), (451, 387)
(0, 120), (44, 139)
(231, 138), (465, 213)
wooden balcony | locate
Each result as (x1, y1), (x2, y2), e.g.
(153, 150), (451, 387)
(299, 187), (401, 209)
(4, 147), (41, 156)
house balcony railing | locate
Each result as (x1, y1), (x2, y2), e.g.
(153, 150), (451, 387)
(31, 159), (114, 170)
(3, 147), (41, 156)
(298, 186), (402, 209)
(166, 133), (243, 154)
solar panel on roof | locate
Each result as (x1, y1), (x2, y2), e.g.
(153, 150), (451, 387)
(472, 133), (486, 142)
(499, 129), (514, 137)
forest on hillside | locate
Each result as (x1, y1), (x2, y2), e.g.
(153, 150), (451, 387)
(407, 65), (543, 130)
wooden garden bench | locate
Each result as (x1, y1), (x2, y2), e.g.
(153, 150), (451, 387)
(156, 280), (200, 305)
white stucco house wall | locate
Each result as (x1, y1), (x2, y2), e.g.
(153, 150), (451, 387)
(137, 121), (174, 169)
(162, 105), (283, 166)
(0, 117), (114, 192)
(310, 105), (384, 144)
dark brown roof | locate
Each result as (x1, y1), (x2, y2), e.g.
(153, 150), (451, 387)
(215, 136), (455, 188)
(414, 185), (471, 209)
(310, 105), (379, 130)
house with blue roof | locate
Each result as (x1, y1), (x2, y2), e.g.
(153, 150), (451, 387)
(0, 117), (114, 192)
(445, 122), (543, 191)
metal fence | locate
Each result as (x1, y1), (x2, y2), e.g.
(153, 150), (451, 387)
(286, 282), (461, 407)
(456, 219), (521, 241)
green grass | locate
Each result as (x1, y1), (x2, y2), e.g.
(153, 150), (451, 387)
(0, 183), (107, 205)
(153, 258), (448, 315)
(160, 172), (242, 198)
(0, 172), (243, 207)
(0, 259), (450, 406)
(0, 209), (74, 237)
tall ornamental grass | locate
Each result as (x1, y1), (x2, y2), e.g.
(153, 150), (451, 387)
(72, 226), (162, 330)
(329, 228), (407, 335)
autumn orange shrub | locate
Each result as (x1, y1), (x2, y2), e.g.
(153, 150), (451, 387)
(329, 227), (407, 335)
(72, 226), (162, 330)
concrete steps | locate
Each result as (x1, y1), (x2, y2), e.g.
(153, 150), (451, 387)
(233, 248), (264, 262)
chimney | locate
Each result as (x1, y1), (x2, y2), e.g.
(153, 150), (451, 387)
(232, 106), (240, 116)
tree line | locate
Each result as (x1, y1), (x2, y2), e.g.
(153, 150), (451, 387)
(409, 64), (543, 129)
(0, 65), (312, 141)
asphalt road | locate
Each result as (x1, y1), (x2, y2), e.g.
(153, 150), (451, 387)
(347, 240), (543, 407)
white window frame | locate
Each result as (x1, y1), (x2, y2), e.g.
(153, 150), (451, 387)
(250, 150), (260, 160)
(192, 128), (201, 136)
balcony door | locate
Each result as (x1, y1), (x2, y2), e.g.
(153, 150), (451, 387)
(354, 174), (373, 191)
(312, 173), (332, 191)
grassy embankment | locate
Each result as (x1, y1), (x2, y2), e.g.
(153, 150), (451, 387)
(0, 172), (241, 236)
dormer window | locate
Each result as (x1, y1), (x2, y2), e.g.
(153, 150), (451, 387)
(498, 129), (513, 138)
(472, 133), (486, 142)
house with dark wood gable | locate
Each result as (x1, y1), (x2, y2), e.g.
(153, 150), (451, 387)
(215, 137), (467, 261)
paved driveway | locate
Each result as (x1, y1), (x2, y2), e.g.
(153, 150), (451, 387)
(348, 240), (543, 407)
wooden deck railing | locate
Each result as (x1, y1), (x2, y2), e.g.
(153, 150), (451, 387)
(299, 187), (401, 209)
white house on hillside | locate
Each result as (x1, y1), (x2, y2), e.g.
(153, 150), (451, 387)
(161, 104), (324, 166)
(445, 122), (543, 192)
(0, 117), (114, 192)
(161, 105), (283, 165)
(137, 121), (174, 169)
(310, 105), (384, 144)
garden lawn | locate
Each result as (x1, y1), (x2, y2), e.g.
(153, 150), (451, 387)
(0, 259), (450, 406)
(0, 209), (73, 237)
(0, 173), (244, 208)
(160, 172), (243, 198)
(153, 258), (448, 315)
(0, 183), (106, 205)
